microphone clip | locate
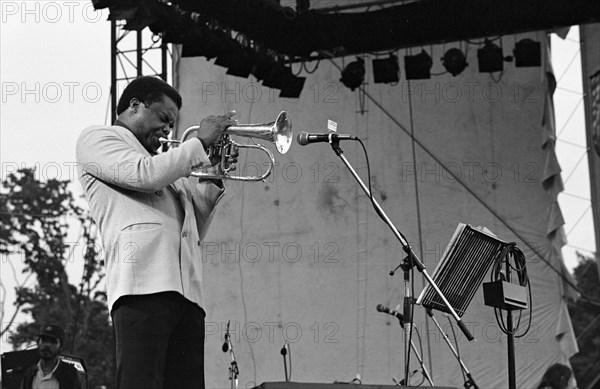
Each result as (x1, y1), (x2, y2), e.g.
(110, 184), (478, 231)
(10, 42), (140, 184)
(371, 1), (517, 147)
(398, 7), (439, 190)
(222, 320), (231, 353)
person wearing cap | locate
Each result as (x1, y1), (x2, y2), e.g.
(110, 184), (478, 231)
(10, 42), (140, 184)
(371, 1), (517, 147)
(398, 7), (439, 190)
(20, 324), (82, 389)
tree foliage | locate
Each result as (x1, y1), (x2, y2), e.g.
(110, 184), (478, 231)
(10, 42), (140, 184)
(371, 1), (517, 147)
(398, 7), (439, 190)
(568, 252), (600, 389)
(0, 168), (113, 389)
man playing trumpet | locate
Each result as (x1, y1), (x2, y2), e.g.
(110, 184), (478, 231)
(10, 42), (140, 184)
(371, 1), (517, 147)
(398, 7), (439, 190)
(76, 76), (237, 389)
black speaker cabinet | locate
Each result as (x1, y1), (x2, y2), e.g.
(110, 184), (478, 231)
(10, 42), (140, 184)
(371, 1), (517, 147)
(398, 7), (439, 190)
(1, 349), (39, 389)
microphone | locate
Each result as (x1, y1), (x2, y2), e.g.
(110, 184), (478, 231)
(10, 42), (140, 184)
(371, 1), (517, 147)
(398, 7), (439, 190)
(222, 320), (230, 353)
(376, 304), (405, 322)
(297, 131), (357, 146)
(281, 342), (290, 382)
(222, 336), (229, 352)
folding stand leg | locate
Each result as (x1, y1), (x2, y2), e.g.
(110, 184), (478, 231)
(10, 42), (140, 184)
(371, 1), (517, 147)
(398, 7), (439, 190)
(426, 309), (479, 389)
(396, 316), (435, 386)
(408, 339), (435, 386)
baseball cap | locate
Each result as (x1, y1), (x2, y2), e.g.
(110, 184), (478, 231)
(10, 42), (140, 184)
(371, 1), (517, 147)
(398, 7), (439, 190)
(37, 323), (65, 345)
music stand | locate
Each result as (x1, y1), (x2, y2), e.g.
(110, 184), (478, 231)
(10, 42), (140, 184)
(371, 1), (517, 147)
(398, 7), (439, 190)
(416, 223), (509, 317)
(415, 224), (510, 389)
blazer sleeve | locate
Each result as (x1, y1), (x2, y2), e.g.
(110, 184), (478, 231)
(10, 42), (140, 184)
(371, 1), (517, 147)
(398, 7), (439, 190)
(76, 126), (211, 193)
(189, 177), (226, 242)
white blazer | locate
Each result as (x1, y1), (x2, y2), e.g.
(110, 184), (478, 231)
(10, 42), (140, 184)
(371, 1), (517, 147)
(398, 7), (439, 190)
(76, 125), (225, 311)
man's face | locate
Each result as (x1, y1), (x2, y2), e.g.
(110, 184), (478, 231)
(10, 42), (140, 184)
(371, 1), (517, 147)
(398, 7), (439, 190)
(130, 96), (179, 153)
(38, 336), (61, 361)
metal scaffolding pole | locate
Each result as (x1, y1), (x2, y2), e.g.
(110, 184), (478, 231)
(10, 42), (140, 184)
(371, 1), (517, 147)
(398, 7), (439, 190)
(110, 20), (169, 123)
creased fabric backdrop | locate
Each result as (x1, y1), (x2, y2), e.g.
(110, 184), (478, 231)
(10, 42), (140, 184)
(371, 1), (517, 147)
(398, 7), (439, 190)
(581, 23), (600, 279)
(173, 31), (577, 389)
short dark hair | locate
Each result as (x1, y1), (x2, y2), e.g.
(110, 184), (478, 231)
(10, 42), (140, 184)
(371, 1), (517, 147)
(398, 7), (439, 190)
(537, 363), (572, 389)
(116, 76), (182, 115)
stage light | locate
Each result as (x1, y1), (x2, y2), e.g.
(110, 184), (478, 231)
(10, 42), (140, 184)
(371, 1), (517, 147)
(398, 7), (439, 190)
(147, 4), (180, 35)
(121, 0), (171, 31)
(258, 62), (306, 98)
(181, 28), (219, 59)
(372, 55), (400, 84)
(252, 56), (277, 82)
(105, 3), (137, 20)
(279, 75), (306, 98)
(262, 62), (289, 89)
(340, 57), (365, 91)
(442, 48), (468, 76)
(123, 14), (156, 31)
(514, 39), (541, 67)
(214, 36), (241, 69)
(162, 15), (196, 44)
(226, 47), (257, 78)
(91, 0), (114, 9)
(404, 50), (433, 80)
(153, 9), (194, 42)
(477, 39), (505, 73)
(262, 62), (298, 90)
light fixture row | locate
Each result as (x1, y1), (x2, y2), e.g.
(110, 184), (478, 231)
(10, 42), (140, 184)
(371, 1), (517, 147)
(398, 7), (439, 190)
(340, 39), (542, 89)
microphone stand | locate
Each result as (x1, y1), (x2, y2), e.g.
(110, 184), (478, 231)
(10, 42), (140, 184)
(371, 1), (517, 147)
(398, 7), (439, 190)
(505, 259), (516, 389)
(228, 348), (239, 389)
(425, 309), (479, 389)
(329, 139), (475, 385)
(401, 257), (414, 385)
(394, 311), (435, 386)
(223, 321), (239, 389)
(281, 343), (290, 382)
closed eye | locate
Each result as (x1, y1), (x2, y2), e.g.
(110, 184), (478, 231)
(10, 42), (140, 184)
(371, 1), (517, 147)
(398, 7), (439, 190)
(160, 113), (174, 129)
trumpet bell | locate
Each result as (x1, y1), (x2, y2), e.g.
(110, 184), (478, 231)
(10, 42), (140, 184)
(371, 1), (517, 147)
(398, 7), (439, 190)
(273, 111), (292, 154)
(226, 111), (292, 155)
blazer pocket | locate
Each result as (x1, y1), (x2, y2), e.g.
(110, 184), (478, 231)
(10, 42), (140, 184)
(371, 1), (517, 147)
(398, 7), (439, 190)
(117, 223), (163, 265)
(121, 222), (162, 232)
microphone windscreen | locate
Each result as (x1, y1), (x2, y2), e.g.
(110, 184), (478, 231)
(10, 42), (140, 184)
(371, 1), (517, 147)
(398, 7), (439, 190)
(297, 132), (309, 146)
(376, 304), (386, 312)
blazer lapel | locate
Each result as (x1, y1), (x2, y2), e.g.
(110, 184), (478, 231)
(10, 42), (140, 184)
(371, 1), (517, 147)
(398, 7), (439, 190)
(169, 179), (188, 209)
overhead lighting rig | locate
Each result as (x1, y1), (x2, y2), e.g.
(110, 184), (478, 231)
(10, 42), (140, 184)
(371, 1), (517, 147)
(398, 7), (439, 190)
(340, 57), (366, 90)
(258, 60), (306, 98)
(442, 48), (468, 76)
(404, 50), (433, 80)
(373, 54), (400, 84)
(513, 39), (541, 67)
(477, 39), (512, 73)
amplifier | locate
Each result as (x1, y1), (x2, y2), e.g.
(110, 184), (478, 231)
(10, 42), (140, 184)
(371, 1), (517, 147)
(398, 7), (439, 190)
(253, 382), (459, 389)
(483, 280), (528, 310)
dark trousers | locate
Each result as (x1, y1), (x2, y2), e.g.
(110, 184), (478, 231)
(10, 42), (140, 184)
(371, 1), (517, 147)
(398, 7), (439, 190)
(111, 292), (206, 389)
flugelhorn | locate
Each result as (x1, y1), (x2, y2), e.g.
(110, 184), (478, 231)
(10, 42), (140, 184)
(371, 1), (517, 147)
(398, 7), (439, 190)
(160, 111), (292, 181)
